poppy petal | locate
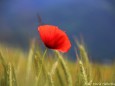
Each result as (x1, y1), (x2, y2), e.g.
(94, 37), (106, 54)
(38, 25), (71, 52)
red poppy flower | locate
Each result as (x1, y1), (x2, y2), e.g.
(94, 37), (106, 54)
(38, 25), (71, 52)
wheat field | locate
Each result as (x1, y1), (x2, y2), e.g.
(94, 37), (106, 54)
(0, 40), (115, 86)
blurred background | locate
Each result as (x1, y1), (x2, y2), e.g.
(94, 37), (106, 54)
(0, 0), (115, 63)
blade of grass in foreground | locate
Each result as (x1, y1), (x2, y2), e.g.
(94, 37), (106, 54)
(56, 51), (72, 86)
(56, 68), (65, 86)
(26, 39), (35, 84)
(35, 49), (47, 86)
(48, 60), (59, 86)
(33, 51), (48, 86)
(0, 53), (7, 86)
(6, 63), (17, 86)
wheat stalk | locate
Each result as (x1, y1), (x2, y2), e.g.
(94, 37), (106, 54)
(56, 51), (72, 86)
(26, 39), (35, 84)
(6, 63), (17, 86)
(35, 49), (47, 86)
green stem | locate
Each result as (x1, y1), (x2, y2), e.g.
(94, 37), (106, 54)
(35, 49), (47, 86)
(56, 51), (72, 86)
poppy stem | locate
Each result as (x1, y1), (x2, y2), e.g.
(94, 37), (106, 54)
(35, 48), (47, 86)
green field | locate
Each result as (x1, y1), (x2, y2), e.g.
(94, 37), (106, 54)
(0, 40), (115, 86)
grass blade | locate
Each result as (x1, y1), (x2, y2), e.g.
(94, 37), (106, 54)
(56, 51), (72, 86)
